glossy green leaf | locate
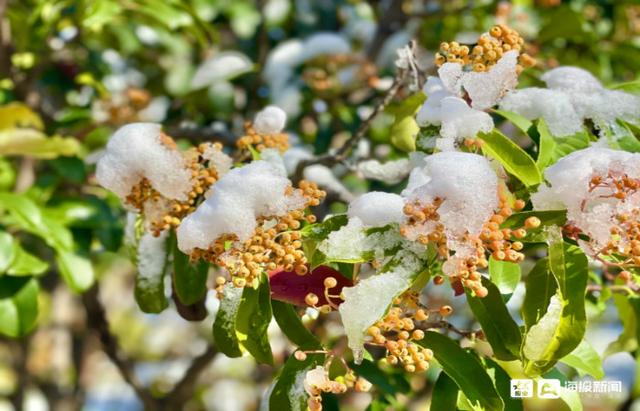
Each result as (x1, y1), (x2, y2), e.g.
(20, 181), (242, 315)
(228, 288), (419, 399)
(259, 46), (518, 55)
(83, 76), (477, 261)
(479, 129), (541, 187)
(7, 243), (48, 276)
(0, 276), (39, 337)
(466, 277), (522, 360)
(485, 359), (523, 411)
(56, 251), (95, 293)
(0, 231), (15, 272)
(536, 120), (590, 170)
(236, 274), (274, 364)
(521, 258), (557, 330)
(489, 258), (521, 298)
(173, 246), (208, 305)
(492, 109), (533, 135)
(272, 300), (321, 350)
(134, 234), (169, 313)
(212, 284), (243, 358)
(431, 371), (459, 411)
(269, 353), (324, 411)
(350, 359), (411, 396)
(560, 339), (604, 379)
(523, 227), (588, 376)
(417, 331), (504, 411)
(605, 295), (640, 356)
(0, 128), (80, 159)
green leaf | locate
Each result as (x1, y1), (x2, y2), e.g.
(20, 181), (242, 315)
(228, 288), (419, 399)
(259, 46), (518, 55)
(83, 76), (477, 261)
(388, 92), (426, 152)
(56, 251), (95, 293)
(431, 371), (459, 411)
(236, 274), (274, 364)
(466, 277), (522, 360)
(212, 284), (244, 358)
(560, 339), (604, 379)
(521, 258), (557, 330)
(173, 246), (208, 305)
(269, 353), (324, 411)
(0, 276), (39, 337)
(0, 231), (15, 272)
(272, 300), (321, 350)
(301, 214), (348, 241)
(0, 129), (81, 159)
(134, 234), (169, 313)
(503, 210), (567, 243)
(417, 331), (504, 411)
(349, 359), (411, 396)
(536, 120), (590, 170)
(488, 257), (521, 298)
(479, 129), (541, 187)
(485, 359), (523, 411)
(492, 109), (533, 136)
(522, 227), (588, 376)
(0, 103), (43, 130)
(7, 243), (48, 276)
(605, 295), (640, 356)
(611, 80), (640, 94)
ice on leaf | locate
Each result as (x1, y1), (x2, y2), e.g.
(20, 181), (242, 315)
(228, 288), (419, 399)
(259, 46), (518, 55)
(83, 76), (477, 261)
(523, 294), (563, 361)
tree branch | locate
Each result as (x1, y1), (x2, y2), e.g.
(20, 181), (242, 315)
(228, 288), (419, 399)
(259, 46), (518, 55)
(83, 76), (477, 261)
(292, 69), (408, 184)
(81, 285), (158, 410)
(163, 345), (218, 408)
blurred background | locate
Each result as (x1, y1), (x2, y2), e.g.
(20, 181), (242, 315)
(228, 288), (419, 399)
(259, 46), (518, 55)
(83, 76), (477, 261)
(0, 0), (639, 410)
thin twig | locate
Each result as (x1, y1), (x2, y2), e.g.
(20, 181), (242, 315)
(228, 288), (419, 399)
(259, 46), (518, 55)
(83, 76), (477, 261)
(292, 69), (408, 183)
(163, 345), (218, 408)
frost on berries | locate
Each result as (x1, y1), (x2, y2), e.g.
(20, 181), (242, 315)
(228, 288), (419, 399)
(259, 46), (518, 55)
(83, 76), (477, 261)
(96, 123), (192, 201)
(501, 66), (640, 137)
(533, 146), (640, 259)
(523, 294), (563, 361)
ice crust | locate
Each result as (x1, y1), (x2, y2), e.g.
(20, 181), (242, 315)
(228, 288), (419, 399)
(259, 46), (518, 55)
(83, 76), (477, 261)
(523, 294), (563, 361)
(96, 123), (192, 201)
(176, 160), (304, 252)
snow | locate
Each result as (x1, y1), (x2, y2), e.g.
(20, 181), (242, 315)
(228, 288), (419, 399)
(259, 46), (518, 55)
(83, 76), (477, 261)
(357, 158), (412, 184)
(176, 160), (305, 252)
(319, 218), (367, 261)
(191, 51), (253, 89)
(523, 294), (563, 361)
(96, 123), (192, 201)
(499, 88), (583, 136)
(438, 97), (494, 142)
(462, 50), (519, 110)
(253, 106), (287, 135)
(402, 151), (498, 255)
(347, 192), (405, 227)
(201, 144), (233, 177)
(137, 231), (168, 280)
(501, 66), (640, 136)
(533, 146), (640, 250)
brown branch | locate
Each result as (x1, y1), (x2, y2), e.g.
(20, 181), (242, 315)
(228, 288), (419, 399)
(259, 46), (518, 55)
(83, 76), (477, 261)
(81, 285), (158, 410)
(163, 345), (218, 409)
(292, 69), (408, 184)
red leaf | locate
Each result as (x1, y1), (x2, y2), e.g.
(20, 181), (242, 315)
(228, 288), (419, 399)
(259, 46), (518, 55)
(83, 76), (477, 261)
(269, 265), (353, 308)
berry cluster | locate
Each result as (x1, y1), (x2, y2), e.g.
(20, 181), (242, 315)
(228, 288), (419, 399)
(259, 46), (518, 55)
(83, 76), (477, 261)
(302, 365), (371, 411)
(399, 187), (539, 297)
(302, 54), (378, 93)
(237, 121), (289, 153)
(435, 25), (536, 73)
(124, 139), (222, 236)
(366, 295), (442, 373)
(200, 181), (325, 289)
(125, 138), (222, 236)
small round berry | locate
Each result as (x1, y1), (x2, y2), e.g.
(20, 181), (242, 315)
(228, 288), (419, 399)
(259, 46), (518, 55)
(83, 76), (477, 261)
(294, 351), (307, 361)
(324, 277), (338, 289)
(305, 293), (319, 306)
(439, 305), (453, 316)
